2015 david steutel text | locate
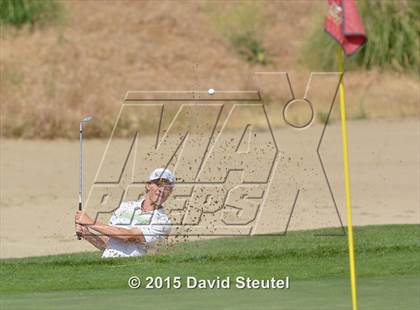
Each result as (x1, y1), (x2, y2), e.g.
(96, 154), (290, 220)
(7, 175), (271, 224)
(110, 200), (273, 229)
(128, 275), (290, 289)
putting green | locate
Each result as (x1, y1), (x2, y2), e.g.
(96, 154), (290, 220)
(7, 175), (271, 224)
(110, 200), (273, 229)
(1, 277), (418, 310)
(2, 225), (418, 309)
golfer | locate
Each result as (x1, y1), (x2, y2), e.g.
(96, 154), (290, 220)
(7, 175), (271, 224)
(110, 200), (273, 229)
(75, 168), (174, 258)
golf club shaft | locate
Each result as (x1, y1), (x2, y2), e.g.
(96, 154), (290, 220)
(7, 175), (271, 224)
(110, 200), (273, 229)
(77, 116), (92, 240)
(77, 122), (83, 240)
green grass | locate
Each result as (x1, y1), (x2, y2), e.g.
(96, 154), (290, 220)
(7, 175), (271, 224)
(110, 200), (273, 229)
(0, 0), (63, 27)
(1, 278), (418, 310)
(317, 111), (331, 125)
(0, 225), (419, 309)
(207, 1), (266, 64)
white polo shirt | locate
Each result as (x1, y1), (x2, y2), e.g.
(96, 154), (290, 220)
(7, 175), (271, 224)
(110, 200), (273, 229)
(102, 199), (171, 258)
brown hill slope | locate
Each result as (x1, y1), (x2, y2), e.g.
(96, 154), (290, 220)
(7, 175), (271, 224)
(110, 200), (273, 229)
(1, 1), (418, 138)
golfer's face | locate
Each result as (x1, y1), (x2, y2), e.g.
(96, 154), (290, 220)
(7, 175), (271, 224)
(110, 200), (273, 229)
(147, 179), (172, 205)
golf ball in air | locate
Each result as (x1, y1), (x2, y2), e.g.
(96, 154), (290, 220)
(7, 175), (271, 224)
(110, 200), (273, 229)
(208, 88), (215, 95)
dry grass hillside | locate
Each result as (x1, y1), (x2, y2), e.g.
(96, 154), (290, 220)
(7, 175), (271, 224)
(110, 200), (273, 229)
(1, 1), (419, 138)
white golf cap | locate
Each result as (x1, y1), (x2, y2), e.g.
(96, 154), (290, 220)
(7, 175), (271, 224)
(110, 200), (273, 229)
(148, 168), (176, 184)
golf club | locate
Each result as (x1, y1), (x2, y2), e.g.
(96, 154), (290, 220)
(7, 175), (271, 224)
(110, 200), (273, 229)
(77, 116), (92, 239)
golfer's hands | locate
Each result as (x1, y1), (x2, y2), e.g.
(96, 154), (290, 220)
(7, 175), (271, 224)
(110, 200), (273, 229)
(75, 224), (89, 237)
(75, 211), (94, 225)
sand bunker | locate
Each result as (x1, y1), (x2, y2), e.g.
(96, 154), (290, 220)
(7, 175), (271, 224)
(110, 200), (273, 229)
(1, 119), (419, 258)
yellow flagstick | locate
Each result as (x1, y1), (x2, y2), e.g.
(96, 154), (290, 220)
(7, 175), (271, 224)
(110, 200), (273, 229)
(337, 47), (358, 310)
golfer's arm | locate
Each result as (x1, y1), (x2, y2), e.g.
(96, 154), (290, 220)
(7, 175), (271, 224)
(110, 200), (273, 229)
(89, 220), (145, 243)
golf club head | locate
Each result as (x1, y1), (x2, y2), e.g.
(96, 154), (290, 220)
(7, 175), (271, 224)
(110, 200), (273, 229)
(81, 116), (93, 123)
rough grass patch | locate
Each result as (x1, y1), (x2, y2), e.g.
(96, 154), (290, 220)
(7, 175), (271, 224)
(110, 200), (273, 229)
(301, 0), (420, 74)
(207, 1), (266, 64)
(317, 111), (331, 124)
(352, 103), (368, 120)
(0, 0), (63, 27)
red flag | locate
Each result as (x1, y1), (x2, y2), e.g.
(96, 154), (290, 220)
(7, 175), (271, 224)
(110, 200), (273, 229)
(325, 0), (367, 56)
